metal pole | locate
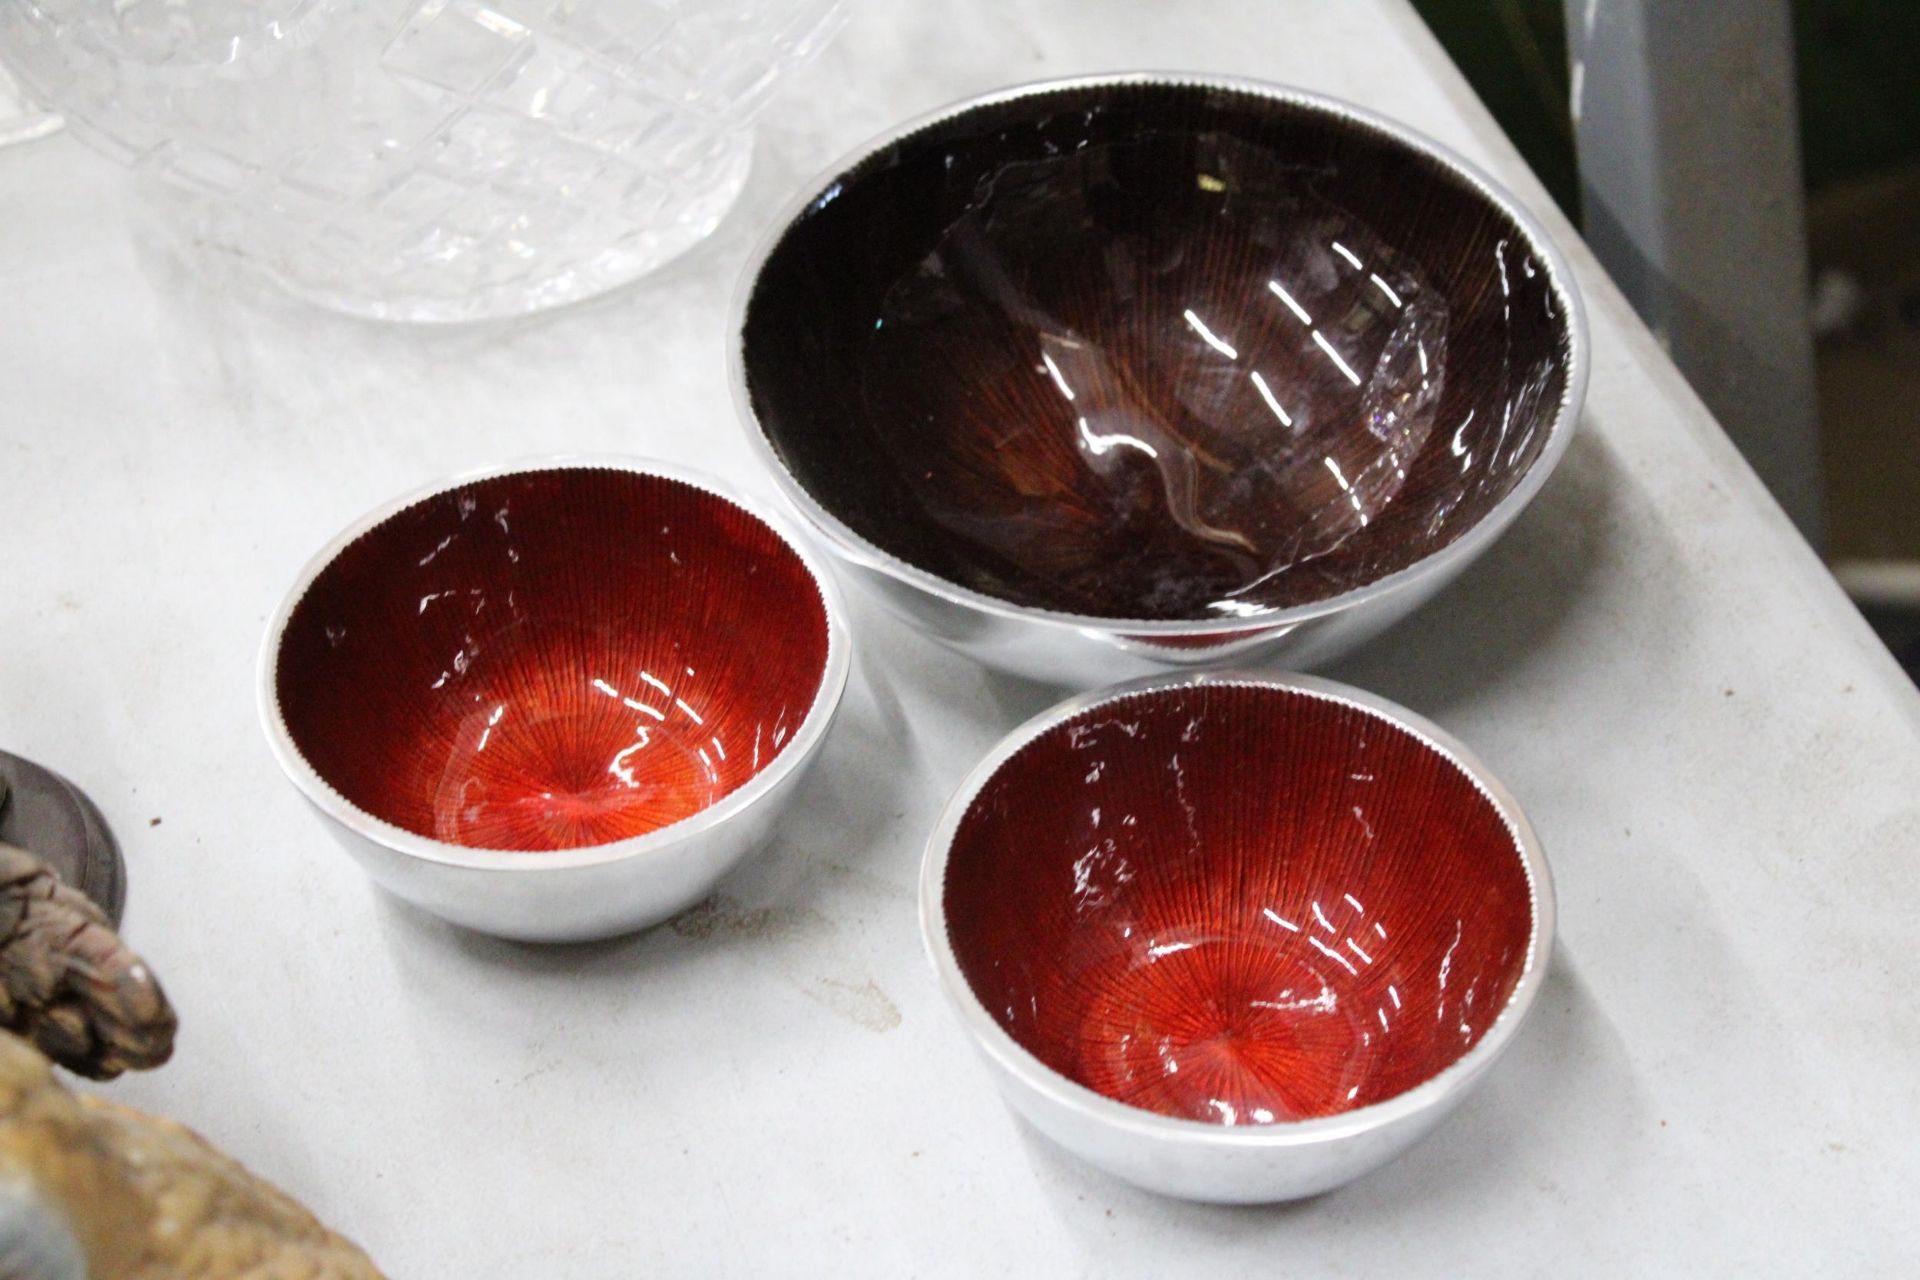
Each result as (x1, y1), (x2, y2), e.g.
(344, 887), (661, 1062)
(1565, 0), (1823, 544)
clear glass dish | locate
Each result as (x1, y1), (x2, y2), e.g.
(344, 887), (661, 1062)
(0, 0), (847, 321)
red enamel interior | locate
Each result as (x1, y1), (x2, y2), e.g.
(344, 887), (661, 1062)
(943, 683), (1533, 1126)
(275, 468), (831, 852)
(744, 81), (1574, 622)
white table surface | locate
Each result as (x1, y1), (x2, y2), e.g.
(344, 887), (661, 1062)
(4, 1), (1918, 1275)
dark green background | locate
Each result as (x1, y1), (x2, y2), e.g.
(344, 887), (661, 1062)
(1411, 0), (1920, 217)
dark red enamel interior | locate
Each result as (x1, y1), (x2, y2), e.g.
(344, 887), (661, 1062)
(275, 469), (830, 852)
(943, 683), (1533, 1126)
(744, 82), (1573, 621)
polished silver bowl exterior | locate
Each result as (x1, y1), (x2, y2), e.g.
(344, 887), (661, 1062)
(920, 670), (1555, 1203)
(731, 73), (1589, 687)
(258, 456), (852, 944)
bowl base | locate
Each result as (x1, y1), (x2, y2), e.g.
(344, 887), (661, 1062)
(165, 132), (755, 324)
(1074, 932), (1379, 1125)
(431, 706), (724, 851)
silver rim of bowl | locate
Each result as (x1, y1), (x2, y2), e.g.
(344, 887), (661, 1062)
(729, 70), (1592, 636)
(257, 454), (853, 872)
(919, 669), (1556, 1149)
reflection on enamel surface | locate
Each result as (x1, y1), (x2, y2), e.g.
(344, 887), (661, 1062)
(942, 683), (1533, 1126)
(275, 469), (831, 853)
(743, 82), (1577, 623)
(862, 139), (1453, 610)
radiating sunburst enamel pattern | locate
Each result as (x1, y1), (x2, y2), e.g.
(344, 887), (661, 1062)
(942, 683), (1534, 1126)
(274, 468), (831, 852)
(744, 81), (1573, 621)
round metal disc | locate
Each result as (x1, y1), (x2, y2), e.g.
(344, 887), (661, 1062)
(0, 750), (124, 926)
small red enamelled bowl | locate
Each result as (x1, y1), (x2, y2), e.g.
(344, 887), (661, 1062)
(921, 670), (1552, 1202)
(260, 458), (850, 942)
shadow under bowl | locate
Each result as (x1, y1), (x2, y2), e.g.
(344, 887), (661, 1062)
(921, 671), (1552, 1202)
(261, 459), (850, 942)
(736, 73), (1586, 685)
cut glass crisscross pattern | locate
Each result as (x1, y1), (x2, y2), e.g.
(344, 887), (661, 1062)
(0, 0), (846, 319)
